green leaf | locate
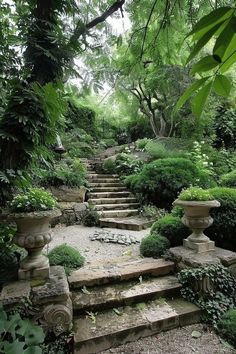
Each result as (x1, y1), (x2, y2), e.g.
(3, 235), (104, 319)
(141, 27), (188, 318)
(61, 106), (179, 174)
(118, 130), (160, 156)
(191, 82), (212, 118)
(190, 56), (220, 75)
(213, 17), (236, 60)
(187, 21), (226, 63)
(220, 51), (236, 73)
(24, 346), (42, 354)
(3, 340), (25, 354)
(212, 74), (232, 97)
(189, 7), (233, 39)
(174, 77), (209, 112)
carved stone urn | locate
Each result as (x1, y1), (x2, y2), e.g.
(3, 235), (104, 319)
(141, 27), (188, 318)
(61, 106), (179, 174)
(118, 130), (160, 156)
(173, 199), (220, 253)
(10, 209), (61, 280)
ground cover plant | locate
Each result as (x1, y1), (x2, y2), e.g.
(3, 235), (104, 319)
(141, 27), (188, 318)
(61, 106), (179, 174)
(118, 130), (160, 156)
(48, 244), (85, 275)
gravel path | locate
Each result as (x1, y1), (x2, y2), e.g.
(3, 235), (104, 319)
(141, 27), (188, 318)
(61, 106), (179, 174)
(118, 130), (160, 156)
(101, 324), (236, 354)
(49, 224), (150, 263)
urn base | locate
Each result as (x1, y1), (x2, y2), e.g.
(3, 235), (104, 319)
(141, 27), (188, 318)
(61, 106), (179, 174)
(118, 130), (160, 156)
(18, 265), (50, 280)
(184, 238), (215, 253)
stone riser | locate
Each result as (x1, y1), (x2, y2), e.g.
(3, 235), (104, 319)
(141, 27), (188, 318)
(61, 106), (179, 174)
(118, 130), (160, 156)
(98, 210), (139, 218)
(100, 219), (153, 231)
(72, 276), (181, 314)
(88, 197), (137, 205)
(88, 192), (132, 199)
(73, 299), (201, 354)
(88, 174), (119, 179)
(88, 178), (120, 184)
(89, 183), (123, 188)
(94, 203), (140, 211)
(91, 187), (127, 192)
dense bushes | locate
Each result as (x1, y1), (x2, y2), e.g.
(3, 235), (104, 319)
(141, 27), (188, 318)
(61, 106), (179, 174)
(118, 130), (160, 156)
(151, 215), (189, 247)
(102, 153), (143, 176)
(220, 170), (236, 188)
(145, 141), (186, 160)
(206, 187), (236, 251)
(140, 234), (170, 258)
(217, 309), (236, 348)
(48, 244), (84, 274)
(125, 158), (214, 209)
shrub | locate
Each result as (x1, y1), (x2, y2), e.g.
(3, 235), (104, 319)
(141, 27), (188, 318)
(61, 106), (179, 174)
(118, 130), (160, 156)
(10, 188), (56, 212)
(48, 244), (84, 274)
(125, 158), (215, 209)
(103, 158), (116, 174)
(135, 138), (152, 150)
(115, 153), (144, 176)
(145, 141), (186, 160)
(178, 187), (214, 201)
(139, 205), (166, 220)
(206, 187), (236, 251)
(217, 309), (236, 348)
(140, 234), (170, 258)
(219, 170), (236, 188)
(151, 215), (189, 247)
(81, 209), (100, 227)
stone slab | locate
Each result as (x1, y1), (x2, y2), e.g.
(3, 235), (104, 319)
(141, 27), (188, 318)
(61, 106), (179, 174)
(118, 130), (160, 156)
(72, 275), (181, 312)
(69, 258), (175, 289)
(0, 280), (31, 306)
(73, 298), (201, 354)
(169, 246), (236, 269)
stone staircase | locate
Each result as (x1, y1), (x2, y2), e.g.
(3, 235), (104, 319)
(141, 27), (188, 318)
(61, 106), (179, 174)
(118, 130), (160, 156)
(83, 159), (153, 230)
(69, 257), (201, 354)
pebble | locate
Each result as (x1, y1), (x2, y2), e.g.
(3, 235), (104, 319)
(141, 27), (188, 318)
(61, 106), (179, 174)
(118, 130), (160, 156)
(90, 230), (140, 245)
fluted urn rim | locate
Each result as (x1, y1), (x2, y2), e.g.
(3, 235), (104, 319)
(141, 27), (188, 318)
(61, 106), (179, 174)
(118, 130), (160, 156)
(173, 199), (221, 208)
(0, 208), (61, 221)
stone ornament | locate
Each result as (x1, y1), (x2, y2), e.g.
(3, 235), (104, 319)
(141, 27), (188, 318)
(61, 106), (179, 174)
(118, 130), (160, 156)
(5, 209), (61, 280)
(173, 199), (220, 253)
(41, 301), (73, 335)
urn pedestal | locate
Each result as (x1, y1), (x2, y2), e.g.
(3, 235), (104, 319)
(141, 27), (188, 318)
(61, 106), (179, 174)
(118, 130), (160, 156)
(173, 199), (220, 253)
(11, 209), (61, 280)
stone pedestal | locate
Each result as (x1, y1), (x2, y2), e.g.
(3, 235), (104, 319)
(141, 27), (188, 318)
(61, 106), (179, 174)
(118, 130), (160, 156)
(0, 266), (72, 335)
(168, 246), (236, 276)
(183, 238), (215, 253)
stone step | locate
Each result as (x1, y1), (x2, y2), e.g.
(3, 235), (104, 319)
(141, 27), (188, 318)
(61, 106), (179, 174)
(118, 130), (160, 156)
(88, 197), (137, 205)
(87, 178), (120, 183)
(91, 187), (127, 192)
(73, 298), (201, 354)
(100, 217), (153, 231)
(72, 275), (181, 313)
(88, 174), (119, 179)
(94, 203), (140, 211)
(88, 191), (132, 199)
(89, 183), (123, 188)
(98, 209), (139, 218)
(69, 258), (174, 289)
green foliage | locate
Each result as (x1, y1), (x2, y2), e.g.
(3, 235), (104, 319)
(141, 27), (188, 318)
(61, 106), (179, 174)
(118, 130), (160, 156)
(151, 215), (189, 247)
(217, 309), (236, 348)
(41, 332), (72, 354)
(178, 187), (214, 201)
(145, 140), (186, 160)
(125, 158), (214, 209)
(178, 265), (236, 325)
(187, 140), (214, 177)
(102, 159), (116, 174)
(40, 159), (86, 188)
(66, 101), (97, 137)
(206, 187), (236, 251)
(48, 244), (84, 274)
(10, 188), (56, 213)
(139, 205), (166, 220)
(220, 170), (236, 188)
(213, 104), (236, 149)
(61, 128), (96, 159)
(140, 234), (170, 258)
(81, 209), (100, 227)
(0, 305), (45, 354)
(115, 153), (144, 176)
(135, 138), (152, 151)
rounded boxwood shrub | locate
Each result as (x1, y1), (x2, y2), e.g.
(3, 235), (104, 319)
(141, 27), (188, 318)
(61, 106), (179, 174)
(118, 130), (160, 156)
(125, 158), (215, 209)
(82, 209), (100, 227)
(48, 244), (84, 274)
(206, 187), (236, 251)
(151, 215), (189, 247)
(217, 309), (236, 348)
(219, 170), (236, 188)
(140, 234), (170, 258)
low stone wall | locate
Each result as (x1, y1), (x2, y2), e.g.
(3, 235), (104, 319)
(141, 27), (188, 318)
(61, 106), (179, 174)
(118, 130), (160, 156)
(49, 186), (87, 203)
(51, 202), (89, 227)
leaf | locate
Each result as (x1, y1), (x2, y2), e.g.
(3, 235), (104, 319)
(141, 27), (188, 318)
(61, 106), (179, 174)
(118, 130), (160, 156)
(191, 330), (202, 338)
(220, 51), (236, 73)
(191, 56), (220, 75)
(81, 286), (91, 295)
(213, 17), (236, 61)
(191, 82), (212, 118)
(189, 7), (233, 39)
(212, 75), (232, 97)
(113, 308), (122, 316)
(174, 77), (209, 112)
(3, 340), (25, 354)
(23, 346), (42, 354)
(187, 21), (226, 63)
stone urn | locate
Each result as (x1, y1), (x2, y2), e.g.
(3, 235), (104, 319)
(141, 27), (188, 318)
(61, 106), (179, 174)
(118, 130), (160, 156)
(7, 209), (61, 280)
(173, 199), (220, 253)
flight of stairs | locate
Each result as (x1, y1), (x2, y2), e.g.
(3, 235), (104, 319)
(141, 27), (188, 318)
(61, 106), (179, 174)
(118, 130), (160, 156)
(69, 257), (201, 354)
(83, 159), (153, 230)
